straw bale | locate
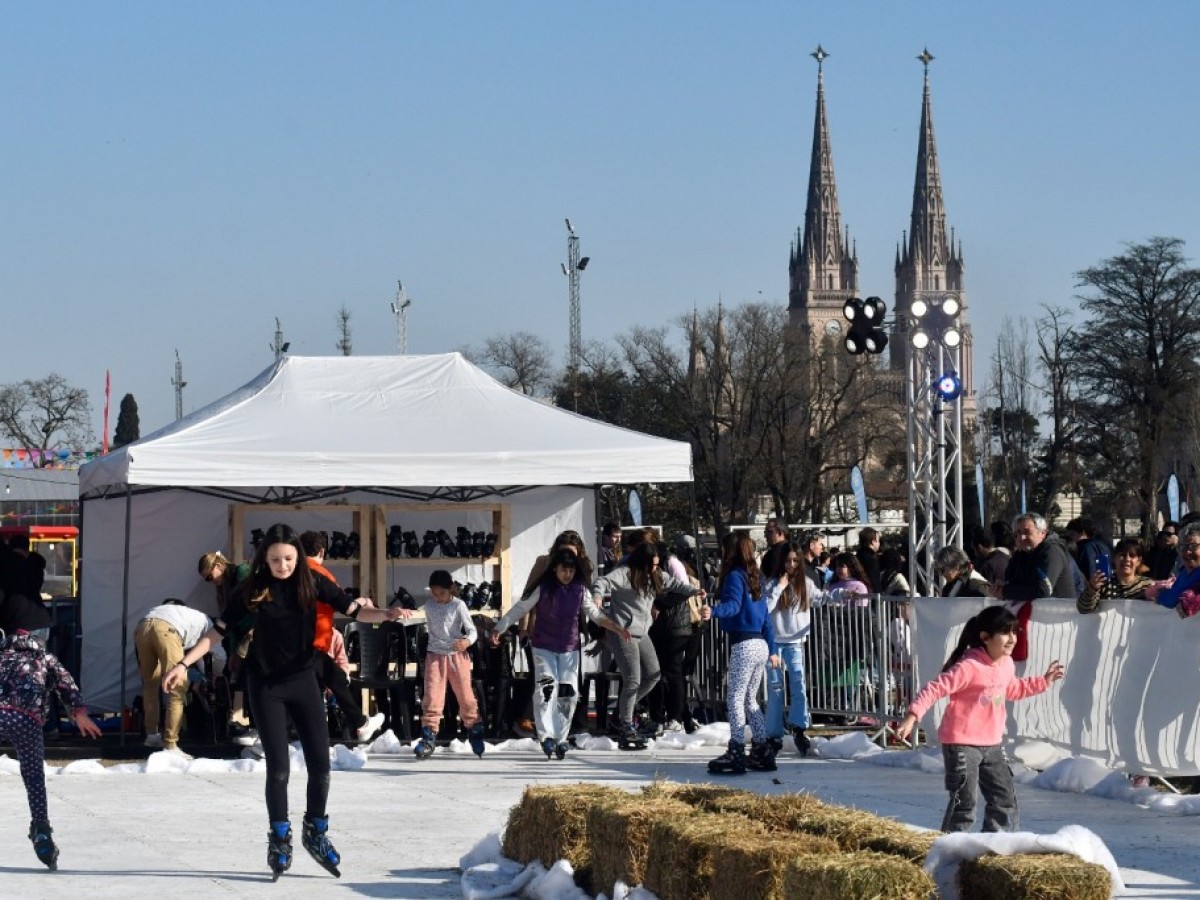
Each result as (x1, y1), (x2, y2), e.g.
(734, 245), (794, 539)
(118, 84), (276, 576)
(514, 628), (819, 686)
(781, 850), (936, 900)
(501, 783), (630, 869)
(708, 831), (840, 900)
(641, 780), (752, 808)
(643, 811), (773, 900)
(957, 852), (1113, 900)
(588, 796), (696, 898)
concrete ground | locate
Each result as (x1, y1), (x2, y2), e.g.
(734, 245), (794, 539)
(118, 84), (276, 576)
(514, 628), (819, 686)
(0, 739), (1196, 899)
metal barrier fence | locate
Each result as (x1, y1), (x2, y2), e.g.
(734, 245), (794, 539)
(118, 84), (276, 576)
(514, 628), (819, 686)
(690, 594), (913, 740)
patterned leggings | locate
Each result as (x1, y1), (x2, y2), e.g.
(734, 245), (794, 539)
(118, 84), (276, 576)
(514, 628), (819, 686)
(725, 638), (768, 745)
(0, 709), (48, 822)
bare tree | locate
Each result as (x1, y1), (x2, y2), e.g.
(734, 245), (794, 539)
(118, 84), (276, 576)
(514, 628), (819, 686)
(0, 374), (93, 463)
(1035, 305), (1077, 516)
(983, 316), (1039, 520)
(1068, 237), (1200, 536)
(469, 332), (556, 397)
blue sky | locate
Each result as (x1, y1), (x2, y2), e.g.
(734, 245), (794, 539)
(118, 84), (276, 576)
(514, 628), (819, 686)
(2, 2), (1197, 441)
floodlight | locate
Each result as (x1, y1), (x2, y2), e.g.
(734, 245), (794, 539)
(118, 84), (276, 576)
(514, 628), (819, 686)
(910, 298), (928, 318)
(934, 372), (963, 402)
(843, 299), (859, 321)
(943, 328), (962, 349)
(942, 296), (960, 317)
(912, 330), (930, 349)
(577, 256), (590, 271)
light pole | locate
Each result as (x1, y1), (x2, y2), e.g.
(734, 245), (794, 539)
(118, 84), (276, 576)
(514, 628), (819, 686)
(271, 318), (290, 362)
(390, 280), (413, 355)
(171, 349), (187, 421)
(904, 292), (965, 596)
(562, 219), (590, 410)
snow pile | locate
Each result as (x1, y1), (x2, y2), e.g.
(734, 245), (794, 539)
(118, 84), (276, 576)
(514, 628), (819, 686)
(924, 823), (1124, 900)
(459, 832), (659, 900)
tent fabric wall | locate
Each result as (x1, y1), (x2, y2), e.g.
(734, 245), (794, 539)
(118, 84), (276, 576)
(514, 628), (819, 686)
(81, 485), (593, 712)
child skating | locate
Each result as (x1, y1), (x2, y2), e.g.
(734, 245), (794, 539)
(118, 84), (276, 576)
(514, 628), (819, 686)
(0, 629), (103, 870)
(413, 571), (486, 759)
(489, 549), (629, 759)
(896, 605), (1065, 832)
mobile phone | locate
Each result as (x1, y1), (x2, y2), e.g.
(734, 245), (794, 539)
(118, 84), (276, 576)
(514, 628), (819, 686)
(1097, 554), (1111, 579)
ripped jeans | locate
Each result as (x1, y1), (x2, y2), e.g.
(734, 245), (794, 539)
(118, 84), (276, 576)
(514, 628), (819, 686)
(532, 647), (581, 743)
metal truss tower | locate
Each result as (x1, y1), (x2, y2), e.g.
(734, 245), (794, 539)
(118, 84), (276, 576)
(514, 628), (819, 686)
(563, 219), (589, 410)
(905, 341), (965, 596)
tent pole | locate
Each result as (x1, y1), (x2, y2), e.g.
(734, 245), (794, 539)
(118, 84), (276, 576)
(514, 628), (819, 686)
(118, 486), (132, 747)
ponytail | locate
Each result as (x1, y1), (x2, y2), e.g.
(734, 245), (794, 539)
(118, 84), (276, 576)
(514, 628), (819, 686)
(941, 605), (1019, 672)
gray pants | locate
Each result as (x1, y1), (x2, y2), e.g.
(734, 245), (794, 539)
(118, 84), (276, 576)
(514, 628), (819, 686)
(607, 631), (660, 724)
(941, 743), (1018, 832)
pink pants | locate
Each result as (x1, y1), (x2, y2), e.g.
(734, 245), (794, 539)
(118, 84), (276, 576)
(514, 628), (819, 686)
(421, 651), (481, 729)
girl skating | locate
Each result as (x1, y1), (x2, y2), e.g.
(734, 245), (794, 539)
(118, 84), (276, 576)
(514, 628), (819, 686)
(896, 605), (1064, 832)
(0, 629), (102, 870)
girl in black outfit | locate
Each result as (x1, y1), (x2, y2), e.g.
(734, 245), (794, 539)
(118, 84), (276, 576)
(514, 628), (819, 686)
(165, 523), (410, 880)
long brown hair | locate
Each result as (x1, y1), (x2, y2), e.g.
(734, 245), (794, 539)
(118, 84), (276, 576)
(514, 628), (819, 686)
(239, 523), (318, 612)
(765, 541), (808, 611)
(719, 534), (761, 599)
(626, 541), (664, 596)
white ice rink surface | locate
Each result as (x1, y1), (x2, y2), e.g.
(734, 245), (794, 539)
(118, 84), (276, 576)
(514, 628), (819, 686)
(0, 728), (1196, 899)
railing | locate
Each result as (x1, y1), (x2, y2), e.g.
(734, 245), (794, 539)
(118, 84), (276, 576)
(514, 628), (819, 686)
(692, 594), (913, 741)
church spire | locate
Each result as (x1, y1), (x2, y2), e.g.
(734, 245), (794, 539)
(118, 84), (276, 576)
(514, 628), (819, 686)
(789, 45), (858, 334)
(908, 48), (950, 271)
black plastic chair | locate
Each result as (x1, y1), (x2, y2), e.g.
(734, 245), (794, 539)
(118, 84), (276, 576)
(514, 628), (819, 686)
(348, 622), (416, 741)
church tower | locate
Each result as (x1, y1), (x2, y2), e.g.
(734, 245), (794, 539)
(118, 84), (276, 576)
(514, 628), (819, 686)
(788, 46), (859, 340)
(892, 49), (975, 419)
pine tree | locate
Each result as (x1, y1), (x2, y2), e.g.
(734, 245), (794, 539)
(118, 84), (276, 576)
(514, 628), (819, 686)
(112, 393), (140, 449)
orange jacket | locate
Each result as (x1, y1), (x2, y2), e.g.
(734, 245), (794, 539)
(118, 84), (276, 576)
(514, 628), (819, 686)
(307, 558), (338, 653)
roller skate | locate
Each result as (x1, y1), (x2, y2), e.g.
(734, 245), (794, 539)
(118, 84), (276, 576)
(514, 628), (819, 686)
(541, 737), (556, 758)
(29, 820), (58, 871)
(301, 815), (341, 878)
(266, 820), (292, 880)
(707, 740), (747, 776)
(555, 742), (568, 760)
(468, 722), (487, 758)
(413, 725), (437, 760)
(792, 726), (811, 757)
(747, 740), (778, 772)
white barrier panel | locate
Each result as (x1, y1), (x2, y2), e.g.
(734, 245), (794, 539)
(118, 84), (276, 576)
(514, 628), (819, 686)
(912, 597), (1200, 777)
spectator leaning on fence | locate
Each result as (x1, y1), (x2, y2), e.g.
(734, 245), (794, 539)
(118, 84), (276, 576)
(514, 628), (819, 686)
(1146, 523), (1200, 618)
(1077, 538), (1153, 613)
(1001, 513), (1078, 601)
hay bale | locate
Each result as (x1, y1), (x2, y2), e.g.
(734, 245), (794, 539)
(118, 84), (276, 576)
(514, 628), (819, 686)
(857, 821), (940, 863)
(643, 811), (772, 900)
(501, 783), (630, 870)
(641, 780), (752, 808)
(781, 851), (936, 900)
(588, 796), (696, 898)
(957, 852), (1112, 900)
(709, 831), (840, 900)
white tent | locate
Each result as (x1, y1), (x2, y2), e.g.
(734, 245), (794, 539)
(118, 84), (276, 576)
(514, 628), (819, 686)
(79, 353), (692, 711)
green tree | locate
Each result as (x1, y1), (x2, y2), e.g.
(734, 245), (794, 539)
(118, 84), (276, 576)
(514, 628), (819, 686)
(112, 393), (140, 449)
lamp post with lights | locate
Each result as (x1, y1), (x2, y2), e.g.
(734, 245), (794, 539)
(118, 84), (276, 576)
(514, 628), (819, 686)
(904, 292), (965, 595)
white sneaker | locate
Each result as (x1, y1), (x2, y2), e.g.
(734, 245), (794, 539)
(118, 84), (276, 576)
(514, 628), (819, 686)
(356, 712), (385, 743)
(662, 720), (684, 734)
(143, 733), (163, 748)
(233, 729), (260, 747)
(165, 747), (193, 760)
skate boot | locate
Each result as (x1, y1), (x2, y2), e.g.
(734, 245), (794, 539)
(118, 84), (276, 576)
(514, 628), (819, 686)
(28, 820), (58, 871)
(766, 736), (785, 757)
(616, 721), (647, 751)
(541, 737), (556, 759)
(413, 725), (437, 759)
(267, 820), (292, 880)
(792, 726), (811, 757)
(707, 740), (747, 776)
(747, 740), (778, 772)
(468, 722), (486, 758)
(555, 742), (568, 760)
(301, 814), (341, 878)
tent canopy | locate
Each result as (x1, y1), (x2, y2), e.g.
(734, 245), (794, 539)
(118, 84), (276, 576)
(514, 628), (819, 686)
(79, 353), (692, 496)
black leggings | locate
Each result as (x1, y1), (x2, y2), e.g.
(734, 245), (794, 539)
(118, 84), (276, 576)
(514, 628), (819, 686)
(247, 668), (331, 823)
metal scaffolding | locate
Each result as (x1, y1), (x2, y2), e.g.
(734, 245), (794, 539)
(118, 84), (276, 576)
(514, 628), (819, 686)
(905, 340), (965, 597)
